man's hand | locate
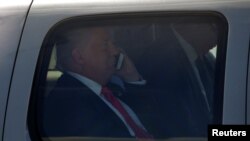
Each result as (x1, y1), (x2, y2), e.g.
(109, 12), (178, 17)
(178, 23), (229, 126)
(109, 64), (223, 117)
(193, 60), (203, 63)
(115, 53), (142, 82)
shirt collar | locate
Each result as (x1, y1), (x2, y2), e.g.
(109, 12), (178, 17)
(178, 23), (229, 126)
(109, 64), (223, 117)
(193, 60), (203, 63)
(67, 71), (102, 96)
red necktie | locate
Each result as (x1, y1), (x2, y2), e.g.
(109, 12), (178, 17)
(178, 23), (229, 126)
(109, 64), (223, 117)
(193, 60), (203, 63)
(101, 87), (154, 140)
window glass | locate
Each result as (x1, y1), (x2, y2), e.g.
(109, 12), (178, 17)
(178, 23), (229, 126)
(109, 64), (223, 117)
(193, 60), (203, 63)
(29, 14), (227, 140)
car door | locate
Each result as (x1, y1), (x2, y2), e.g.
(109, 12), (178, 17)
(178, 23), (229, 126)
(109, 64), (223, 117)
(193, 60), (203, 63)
(0, 1), (33, 141)
(3, 0), (250, 141)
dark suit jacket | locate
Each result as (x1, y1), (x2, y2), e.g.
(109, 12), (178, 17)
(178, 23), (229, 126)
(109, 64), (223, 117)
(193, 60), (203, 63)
(40, 73), (132, 138)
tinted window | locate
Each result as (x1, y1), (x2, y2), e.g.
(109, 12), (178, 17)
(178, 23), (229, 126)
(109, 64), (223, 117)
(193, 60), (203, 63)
(29, 13), (227, 140)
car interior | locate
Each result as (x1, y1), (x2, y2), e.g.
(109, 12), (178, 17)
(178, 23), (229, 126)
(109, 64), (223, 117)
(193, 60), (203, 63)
(32, 16), (222, 140)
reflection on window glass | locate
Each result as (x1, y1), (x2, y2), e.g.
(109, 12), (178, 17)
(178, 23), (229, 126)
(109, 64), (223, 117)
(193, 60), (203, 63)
(32, 15), (226, 140)
(210, 47), (217, 57)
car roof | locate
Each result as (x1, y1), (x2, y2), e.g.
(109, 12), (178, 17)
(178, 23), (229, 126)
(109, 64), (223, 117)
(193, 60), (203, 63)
(32, 0), (250, 8)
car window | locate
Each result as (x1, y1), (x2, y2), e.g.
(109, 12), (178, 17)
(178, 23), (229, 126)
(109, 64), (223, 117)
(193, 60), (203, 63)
(28, 13), (227, 140)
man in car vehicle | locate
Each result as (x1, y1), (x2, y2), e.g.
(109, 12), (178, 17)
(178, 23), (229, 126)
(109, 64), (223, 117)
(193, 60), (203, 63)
(172, 22), (217, 113)
(40, 25), (155, 140)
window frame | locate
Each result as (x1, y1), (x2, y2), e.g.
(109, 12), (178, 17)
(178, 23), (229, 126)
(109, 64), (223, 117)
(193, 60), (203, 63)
(27, 12), (228, 140)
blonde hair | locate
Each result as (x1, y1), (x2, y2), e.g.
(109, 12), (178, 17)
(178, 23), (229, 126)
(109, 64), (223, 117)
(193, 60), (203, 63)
(55, 28), (92, 71)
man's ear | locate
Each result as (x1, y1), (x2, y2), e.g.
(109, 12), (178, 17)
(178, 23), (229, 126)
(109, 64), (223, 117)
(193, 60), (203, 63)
(72, 48), (85, 64)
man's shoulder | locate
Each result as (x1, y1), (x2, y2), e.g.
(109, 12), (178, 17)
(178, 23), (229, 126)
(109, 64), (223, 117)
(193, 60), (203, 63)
(47, 73), (95, 102)
(55, 73), (83, 87)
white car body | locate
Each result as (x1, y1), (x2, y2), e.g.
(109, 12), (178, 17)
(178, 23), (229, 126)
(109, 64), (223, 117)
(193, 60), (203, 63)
(0, 0), (250, 141)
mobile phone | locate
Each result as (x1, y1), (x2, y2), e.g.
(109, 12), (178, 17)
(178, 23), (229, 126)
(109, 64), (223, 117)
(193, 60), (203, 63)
(116, 53), (124, 70)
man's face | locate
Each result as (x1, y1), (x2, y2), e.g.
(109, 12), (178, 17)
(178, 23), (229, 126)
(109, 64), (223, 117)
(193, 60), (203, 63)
(78, 27), (119, 83)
